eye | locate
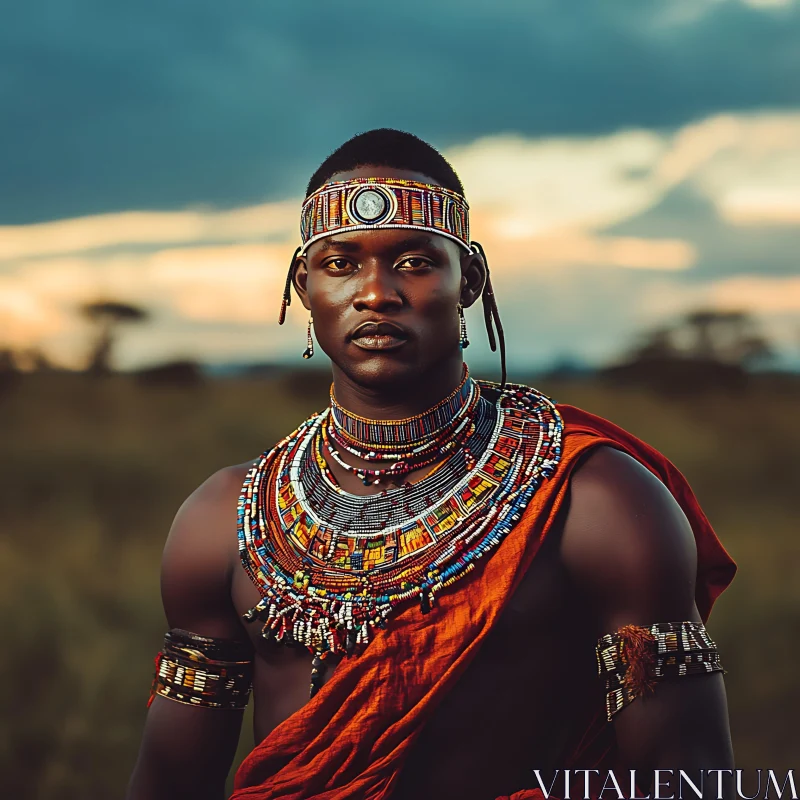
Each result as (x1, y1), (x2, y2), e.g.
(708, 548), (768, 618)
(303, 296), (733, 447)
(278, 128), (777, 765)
(325, 257), (355, 272)
(396, 257), (432, 271)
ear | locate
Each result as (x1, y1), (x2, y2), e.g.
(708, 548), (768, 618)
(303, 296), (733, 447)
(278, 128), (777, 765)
(459, 247), (487, 309)
(292, 252), (311, 312)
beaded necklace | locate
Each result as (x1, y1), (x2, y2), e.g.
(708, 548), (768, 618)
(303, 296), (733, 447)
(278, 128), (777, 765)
(320, 420), (474, 486)
(321, 377), (480, 485)
(238, 380), (563, 695)
(328, 364), (474, 455)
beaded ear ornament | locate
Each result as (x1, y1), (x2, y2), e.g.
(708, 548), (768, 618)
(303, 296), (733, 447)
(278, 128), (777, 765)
(238, 378), (563, 696)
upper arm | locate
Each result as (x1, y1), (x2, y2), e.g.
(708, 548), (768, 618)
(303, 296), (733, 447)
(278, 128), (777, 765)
(561, 446), (733, 773)
(127, 464), (253, 800)
(160, 465), (249, 639)
(562, 445), (699, 631)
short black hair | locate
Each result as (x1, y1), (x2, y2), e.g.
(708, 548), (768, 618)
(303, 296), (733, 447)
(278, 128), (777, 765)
(305, 128), (464, 197)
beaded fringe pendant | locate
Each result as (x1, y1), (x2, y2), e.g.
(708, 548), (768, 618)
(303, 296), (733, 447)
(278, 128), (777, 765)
(458, 304), (470, 349)
(303, 316), (314, 359)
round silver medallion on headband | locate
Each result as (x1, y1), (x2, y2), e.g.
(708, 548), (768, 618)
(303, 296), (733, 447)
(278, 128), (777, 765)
(346, 185), (397, 225)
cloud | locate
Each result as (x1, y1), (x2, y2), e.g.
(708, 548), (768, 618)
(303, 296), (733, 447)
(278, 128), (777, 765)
(0, 267), (85, 368)
(708, 275), (800, 313)
(720, 187), (800, 225)
(448, 111), (800, 272)
(146, 244), (287, 323)
(1, 109), (798, 370)
(0, 204), (296, 261)
(0, 277), (69, 347)
(638, 274), (800, 317)
(3, 0), (800, 223)
(480, 269), (800, 371)
(450, 130), (668, 235)
(673, 114), (800, 226)
(450, 129), (696, 272)
(9, 111), (797, 270)
(457, 112), (800, 239)
(742, 0), (795, 8)
(0, 243), (299, 367)
(467, 230), (695, 272)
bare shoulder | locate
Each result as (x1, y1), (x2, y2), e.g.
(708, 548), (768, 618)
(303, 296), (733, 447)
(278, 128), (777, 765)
(169, 461), (254, 536)
(160, 460), (257, 637)
(560, 445), (700, 630)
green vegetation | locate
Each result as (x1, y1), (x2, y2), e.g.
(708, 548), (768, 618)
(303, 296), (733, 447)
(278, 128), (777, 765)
(1, 371), (797, 798)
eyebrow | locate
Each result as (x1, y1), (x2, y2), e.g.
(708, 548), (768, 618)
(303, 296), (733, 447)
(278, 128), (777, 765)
(317, 238), (362, 253)
(316, 234), (445, 255)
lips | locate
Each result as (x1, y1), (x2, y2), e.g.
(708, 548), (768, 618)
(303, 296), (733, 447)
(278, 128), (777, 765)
(350, 321), (409, 351)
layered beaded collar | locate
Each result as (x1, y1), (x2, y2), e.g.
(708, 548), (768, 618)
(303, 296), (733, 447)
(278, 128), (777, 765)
(238, 380), (563, 695)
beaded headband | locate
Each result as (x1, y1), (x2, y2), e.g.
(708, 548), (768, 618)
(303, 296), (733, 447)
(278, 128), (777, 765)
(299, 177), (472, 254)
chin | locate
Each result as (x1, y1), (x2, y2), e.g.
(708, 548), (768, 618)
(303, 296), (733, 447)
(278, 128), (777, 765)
(336, 354), (426, 391)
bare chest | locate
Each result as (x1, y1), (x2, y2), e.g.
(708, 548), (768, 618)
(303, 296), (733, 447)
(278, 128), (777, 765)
(230, 533), (600, 799)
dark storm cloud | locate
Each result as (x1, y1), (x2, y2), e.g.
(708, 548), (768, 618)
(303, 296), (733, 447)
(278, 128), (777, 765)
(3, 0), (799, 223)
(607, 186), (800, 279)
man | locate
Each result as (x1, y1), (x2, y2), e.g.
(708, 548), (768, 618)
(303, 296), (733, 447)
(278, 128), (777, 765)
(127, 129), (736, 800)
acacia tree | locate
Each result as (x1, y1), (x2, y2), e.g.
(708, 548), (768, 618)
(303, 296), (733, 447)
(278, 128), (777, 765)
(81, 300), (149, 375)
(632, 309), (773, 369)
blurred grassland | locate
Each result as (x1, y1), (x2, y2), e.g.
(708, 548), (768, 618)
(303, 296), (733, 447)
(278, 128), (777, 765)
(1, 371), (798, 799)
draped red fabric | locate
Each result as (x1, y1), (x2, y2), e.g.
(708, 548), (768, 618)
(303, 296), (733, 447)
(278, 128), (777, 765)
(230, 405), (736, 800)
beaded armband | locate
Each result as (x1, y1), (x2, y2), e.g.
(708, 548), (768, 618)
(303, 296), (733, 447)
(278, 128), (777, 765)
(596, 621), (723, 721)
(148, 629), (254, 710)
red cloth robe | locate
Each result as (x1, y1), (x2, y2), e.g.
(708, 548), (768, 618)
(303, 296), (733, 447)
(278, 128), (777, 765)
(230, 405), (737, 800)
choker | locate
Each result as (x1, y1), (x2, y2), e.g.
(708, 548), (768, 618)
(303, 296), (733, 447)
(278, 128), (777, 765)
(329, 365), (473, 454)
(324, 371), (480, 484)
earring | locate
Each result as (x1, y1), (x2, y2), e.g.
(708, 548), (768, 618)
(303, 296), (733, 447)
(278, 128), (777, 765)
(302, 316), (314, 359)
(279, 246), (301, 325)
(458, 304), (470, 350)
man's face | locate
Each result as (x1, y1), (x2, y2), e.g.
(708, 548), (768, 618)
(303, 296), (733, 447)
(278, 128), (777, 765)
(294, 166), (484, 390)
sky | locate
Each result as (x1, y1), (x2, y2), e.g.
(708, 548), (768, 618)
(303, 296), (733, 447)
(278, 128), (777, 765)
(1, 0), (799, 372)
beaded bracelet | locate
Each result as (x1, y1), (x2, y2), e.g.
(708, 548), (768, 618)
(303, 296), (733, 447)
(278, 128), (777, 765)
(596, 621), (723, 721)
(149, 629), (254, 710)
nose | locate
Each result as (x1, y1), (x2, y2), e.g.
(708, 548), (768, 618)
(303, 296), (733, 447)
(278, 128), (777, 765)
(352, 261), (404, 313)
